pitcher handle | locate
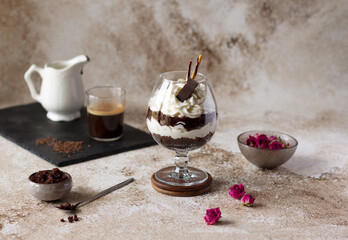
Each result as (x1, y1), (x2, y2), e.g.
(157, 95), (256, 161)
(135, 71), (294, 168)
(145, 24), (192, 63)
(24, 64), (43, 102)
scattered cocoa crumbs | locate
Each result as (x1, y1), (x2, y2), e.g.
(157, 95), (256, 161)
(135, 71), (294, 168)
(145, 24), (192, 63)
(56, 202), (76, 211)
(35, 137), (83, 155)
(63, 215), (80, 223)
(51, 138), (83, 155)
(29, 168), (68, 184)
(35, 137), (51, 145)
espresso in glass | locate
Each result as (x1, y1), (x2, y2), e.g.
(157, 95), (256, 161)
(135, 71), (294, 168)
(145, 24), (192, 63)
(87, 102), (124, 141)
(86, 87), (126, 141)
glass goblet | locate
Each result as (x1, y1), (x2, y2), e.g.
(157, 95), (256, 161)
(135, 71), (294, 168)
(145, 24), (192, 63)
(146, 71), (217, 186)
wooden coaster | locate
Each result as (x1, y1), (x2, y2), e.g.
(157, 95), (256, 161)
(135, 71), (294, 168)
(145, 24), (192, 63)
(151, 171), (212, 197)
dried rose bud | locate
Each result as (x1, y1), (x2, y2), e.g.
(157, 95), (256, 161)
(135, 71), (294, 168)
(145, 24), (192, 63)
(241, 194), (255, 206)
(260, 142), (269, 149)
(268, 136), (275, 141)
(256, 134), (269, 148)
(246, 135), (257, 146)
(229, 184), (245, 199)
(204, 207), (221, 225)
(268, 141), (283, 150)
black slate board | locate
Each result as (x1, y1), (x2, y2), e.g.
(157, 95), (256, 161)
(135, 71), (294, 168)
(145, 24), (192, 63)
(0, 103), (156, 166)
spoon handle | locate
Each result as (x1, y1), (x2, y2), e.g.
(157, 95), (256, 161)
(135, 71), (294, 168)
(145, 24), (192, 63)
(75, 177), (134, 209)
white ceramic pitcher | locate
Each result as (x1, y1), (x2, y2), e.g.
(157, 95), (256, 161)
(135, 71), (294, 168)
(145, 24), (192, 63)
(24, 55), (89, 121)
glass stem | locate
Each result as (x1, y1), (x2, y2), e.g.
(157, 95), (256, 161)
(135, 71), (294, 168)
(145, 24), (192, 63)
(174, 151), (189, 178)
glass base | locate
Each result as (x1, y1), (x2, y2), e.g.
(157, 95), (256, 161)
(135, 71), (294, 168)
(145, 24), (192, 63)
(154, 166), (208, 187)
(91, 134), (122, 142)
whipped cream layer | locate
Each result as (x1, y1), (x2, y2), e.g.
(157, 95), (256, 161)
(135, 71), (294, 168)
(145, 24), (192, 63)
(148, 78), (208, 118)
(147, 117), (216, 139)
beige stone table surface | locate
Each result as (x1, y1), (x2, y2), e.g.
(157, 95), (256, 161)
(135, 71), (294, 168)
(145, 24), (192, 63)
(1, 0), (348, 239)
(0, 102), (347, 240)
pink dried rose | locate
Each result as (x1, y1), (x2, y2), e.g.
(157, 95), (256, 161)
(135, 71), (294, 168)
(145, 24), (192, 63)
(241, 194), (255, 206)
(247, 133), (288, 150)
(204, 207), (221, 225)
(246, 135), (256, 146)
(268, 141), (283, 150)
(269, 135), (278, 141)
(256, 134), (269, 147)
(260, 142), (269, 149)
(229, 184), (245, 199)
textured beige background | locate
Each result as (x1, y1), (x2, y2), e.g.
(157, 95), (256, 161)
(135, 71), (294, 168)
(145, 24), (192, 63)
(0, 0), (347, 239)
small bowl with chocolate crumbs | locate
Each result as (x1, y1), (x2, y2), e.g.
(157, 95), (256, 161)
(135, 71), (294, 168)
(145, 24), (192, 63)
(28, 168), (72, 201)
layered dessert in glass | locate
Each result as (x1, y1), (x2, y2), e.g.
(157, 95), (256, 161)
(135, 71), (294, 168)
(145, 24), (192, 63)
(147, 75), (217, 152)
(146, 67), (217, 186)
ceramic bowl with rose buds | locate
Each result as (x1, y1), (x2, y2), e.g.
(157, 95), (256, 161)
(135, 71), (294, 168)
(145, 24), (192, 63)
(237, 130), (298, 169)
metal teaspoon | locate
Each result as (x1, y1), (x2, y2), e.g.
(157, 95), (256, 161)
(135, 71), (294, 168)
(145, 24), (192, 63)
(56, 177), (134, 211)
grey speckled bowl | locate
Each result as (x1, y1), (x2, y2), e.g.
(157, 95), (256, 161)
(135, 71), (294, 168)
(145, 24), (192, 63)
(237, 130), (298, 169)
(27, 171), (72, 201)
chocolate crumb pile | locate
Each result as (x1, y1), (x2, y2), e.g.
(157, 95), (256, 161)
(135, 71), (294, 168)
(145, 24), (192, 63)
(57, 202), (76, 211)
(35, 137), (51, 145)
(51, 138), (83, 154)
(35, 137), (83, 155)
(61, 215), (80, 223)
(29, 168), (68, 184)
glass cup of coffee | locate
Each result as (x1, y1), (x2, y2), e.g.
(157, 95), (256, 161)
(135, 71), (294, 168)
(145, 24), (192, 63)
(86, 86), (126, 141)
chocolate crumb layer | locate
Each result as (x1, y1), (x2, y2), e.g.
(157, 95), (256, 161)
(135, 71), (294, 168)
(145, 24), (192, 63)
(152, 132), (214, 151)
(147, 108), (217, 131)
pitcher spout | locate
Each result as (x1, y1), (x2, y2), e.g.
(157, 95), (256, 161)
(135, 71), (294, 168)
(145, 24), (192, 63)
(45, 55), (90, 72)
(66, 55), (90, 74)
(68, 55), (89, 67)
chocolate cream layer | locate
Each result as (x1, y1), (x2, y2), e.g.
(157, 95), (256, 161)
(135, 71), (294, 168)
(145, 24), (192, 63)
(152, 132), (214, 151)
(147, 108), (217, 131)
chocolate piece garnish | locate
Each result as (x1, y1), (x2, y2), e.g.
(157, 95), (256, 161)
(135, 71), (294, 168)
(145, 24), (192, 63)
(176, 78), (198, 102)
(176, 55), (202, 102)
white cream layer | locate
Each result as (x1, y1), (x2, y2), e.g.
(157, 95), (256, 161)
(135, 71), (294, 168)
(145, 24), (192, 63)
(148, 78), (207, 118)
(146, 118), (216, 139)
